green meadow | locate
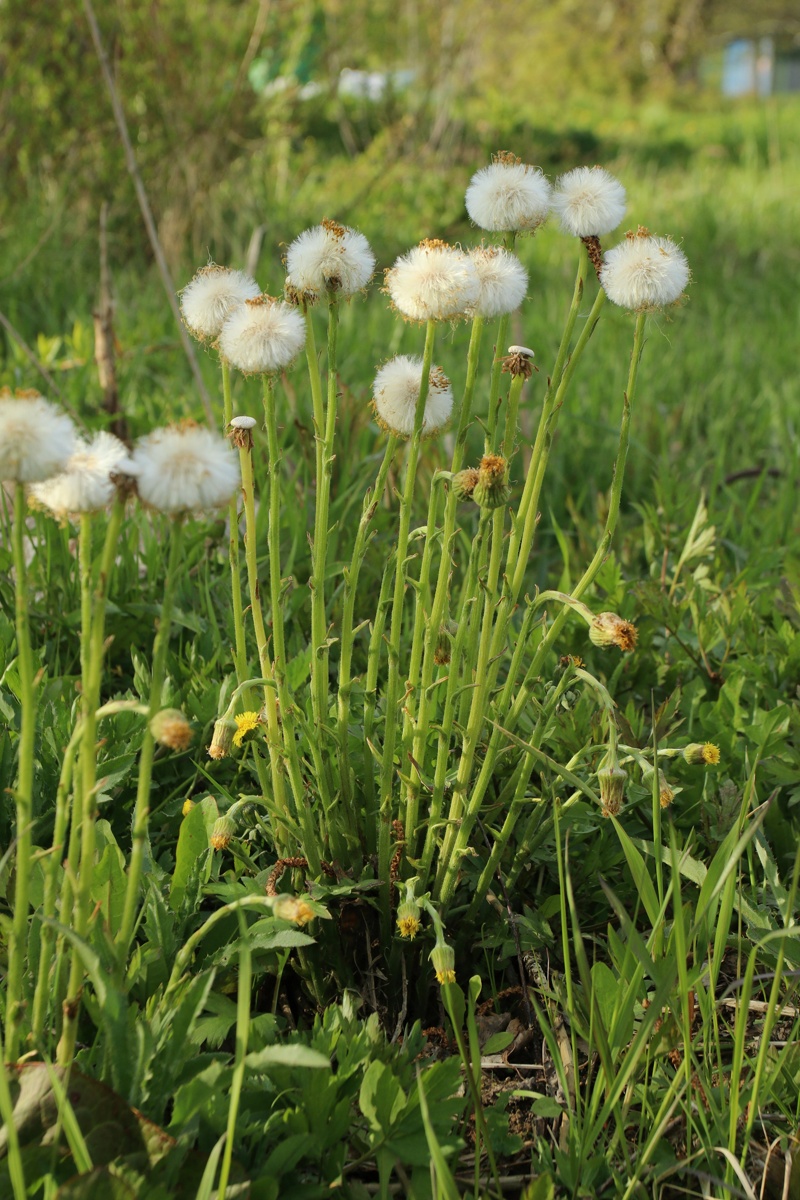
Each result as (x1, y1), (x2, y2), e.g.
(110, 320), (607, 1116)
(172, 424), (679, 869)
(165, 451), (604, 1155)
(1, 82), (799, 1198)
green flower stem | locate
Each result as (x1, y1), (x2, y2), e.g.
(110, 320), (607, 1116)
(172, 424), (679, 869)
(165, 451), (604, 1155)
(261, 378), (324, 872)
(418, 509), (491, 884)
(165, 894), (274, 996)
(485, 232), (516, 452)
(439, 310), (646, 905)
(304, 302), (332, 735)
(432, 280), (607, 901)
(237, 440), (307, 864)
(5, 484), (38, 1060)
(506, 284), (606, 600)
(222, 361), (249, 686)
(115, 517), (184, 965)
(400, 475), (446, 841)
(377, 319), (436, 924)
(502, 307), (645, 689)
(434, 309), (645, 909)
(216, 908), (251, 1200)
(336, 436), (398, 817)
(403, 314), (485, 852)
(568, 310), (645, 602)
(58, 499), (125, 1063)
(485, 314), (510, 453)
(435, 489), (508, 883)
(501, 370), (526, 461)
(362, 557), (394, 857)
(30, 719), (83, 1042)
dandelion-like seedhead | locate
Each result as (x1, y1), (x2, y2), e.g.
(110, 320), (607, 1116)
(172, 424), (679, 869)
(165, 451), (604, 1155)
(600, 230), (690, 311)
(384, 240), (480, 323)
(285, 219), (375, 303)
(551, 166), (627, 238)
(372, 356), (454, 439)
(469, 246), (528, 317)
(218, 295), (306, 375)
(465, 152), (551, 233)
(131, 423), (240, 515)
(0, 389), (76, 483)
(30, 432), (134, 517)
(180, 265), (261, 342)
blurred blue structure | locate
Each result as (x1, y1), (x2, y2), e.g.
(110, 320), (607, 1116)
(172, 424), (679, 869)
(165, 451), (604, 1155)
(722, 37), (800, 95)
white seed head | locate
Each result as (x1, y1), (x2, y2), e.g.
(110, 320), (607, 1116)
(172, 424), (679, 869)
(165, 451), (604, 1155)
(600, 232), (690, 311)
(229, 415), (257, 429)
(465, 154), (551, 232)
(469, 246), (528, 317)
(508, 345), (535, 358)
(131, 423), (240, 514)
(30, 432), (134, 516)
(372, 356), (454, 439)
(180, 266), (260, 342)
(0, 389), (76, 483)
(551, 166), (627, 237)
(385, 240), (480, 322)
(218, 296), (306, 374)
(285, 219), (375, 301)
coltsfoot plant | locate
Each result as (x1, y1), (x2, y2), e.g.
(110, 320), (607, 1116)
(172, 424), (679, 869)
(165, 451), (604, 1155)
(2, 153), (714, 1068)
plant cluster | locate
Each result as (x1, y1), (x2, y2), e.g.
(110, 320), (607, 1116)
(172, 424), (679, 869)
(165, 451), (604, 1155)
(2, 152), (799, 1199)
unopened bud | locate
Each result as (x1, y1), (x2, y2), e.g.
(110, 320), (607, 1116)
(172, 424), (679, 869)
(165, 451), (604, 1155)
(473, 453), (510, 509)
(150, 708), (193, 751)
(598, 764), (627, 817)
(396, 884), (423, 939)
(434, 620), (458, 666)
(452, 467), (480, 501)
(589, 612), (638, 652)
(430, 942), (456, 984)
(210, 814), (237, 851)
(642, 765), (674, 808)
(208, 716), (237, 760)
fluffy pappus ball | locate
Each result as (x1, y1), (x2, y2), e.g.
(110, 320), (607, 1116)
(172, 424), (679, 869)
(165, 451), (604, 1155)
(384, 240), (480, 323)
(180, 266), (261, 342)
(372, 355), (454, 439)
(0, 389), (76, 483)
(600, 230), (690, 311)
(551, 166), (627, 237)
(285, 219), (375, 302)
(131, 423), (240, 515)
(465, 152), (551, 233)
(469, 246), (528, 317)
(218, 295), (307, 374)
(30, 432), (134, 517)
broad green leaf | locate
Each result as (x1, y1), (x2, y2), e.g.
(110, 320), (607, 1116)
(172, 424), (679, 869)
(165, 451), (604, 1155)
(245, 1044), (330, 1071)
(610, 818), (660, 926)
(169, 795), (218, 911)
(482, 1030), (515, 1055)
